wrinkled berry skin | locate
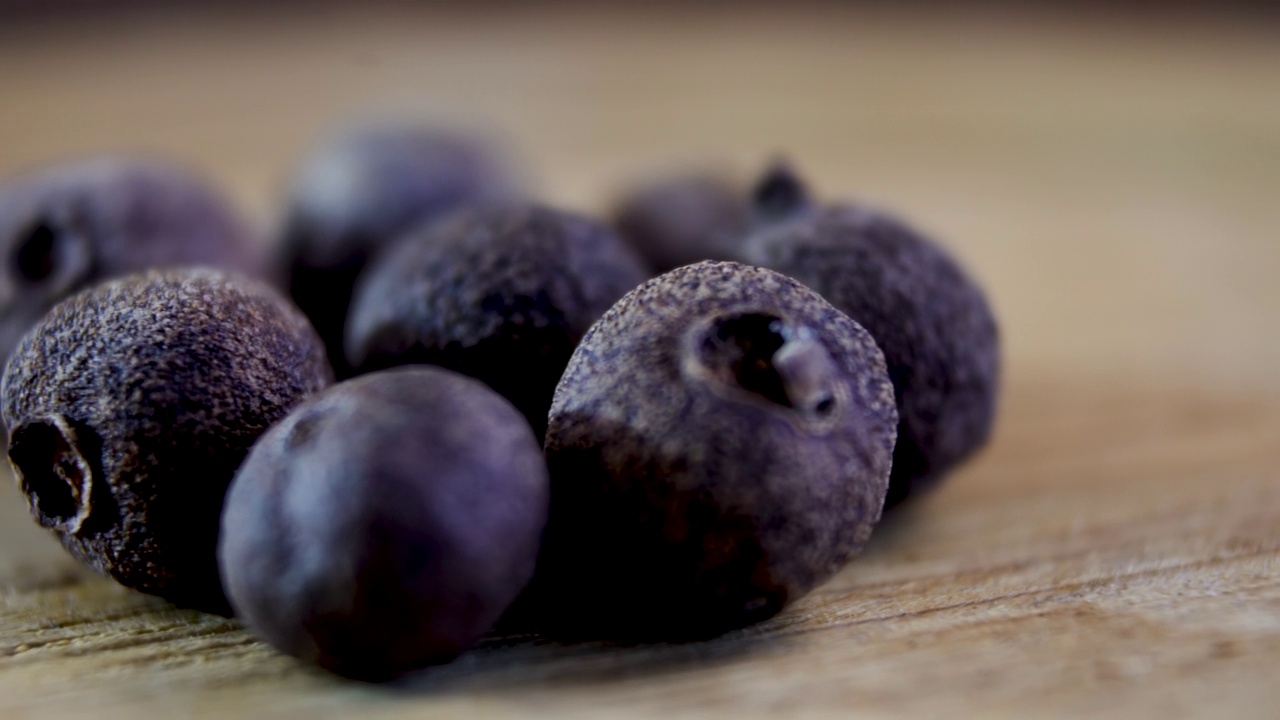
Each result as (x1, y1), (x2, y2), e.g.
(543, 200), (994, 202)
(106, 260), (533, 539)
(277, 125), (519, 376)
(2, 269), (331, 612)
(219, 367), (549, 681)
(612, 172), (749, 274)
(345, 204), (647, 437)
(0, 157), (263, 368)
(533, 261), (897, 642)
(741, 181), (1000, 508)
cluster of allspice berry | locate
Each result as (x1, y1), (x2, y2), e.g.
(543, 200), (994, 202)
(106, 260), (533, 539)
(0, 123), (999, 681)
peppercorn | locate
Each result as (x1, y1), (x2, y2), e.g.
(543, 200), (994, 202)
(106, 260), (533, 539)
(740, 165), (1000, 508)
(219, 366), (548, 680)
(276, 124), (519, 376)
(611, 171), (750, 274)
(533, 260), (897, 641)
(345, 204), (647, 437)
(2, 269), (331, 612)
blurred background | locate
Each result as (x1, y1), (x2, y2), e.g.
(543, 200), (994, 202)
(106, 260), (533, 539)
(2, 1), (1278, 397)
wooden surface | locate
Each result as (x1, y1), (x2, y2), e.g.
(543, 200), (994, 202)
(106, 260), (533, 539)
(1, 5), (1279, 718)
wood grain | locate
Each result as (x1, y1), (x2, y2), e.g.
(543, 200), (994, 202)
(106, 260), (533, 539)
(1, 5), (1278, 718)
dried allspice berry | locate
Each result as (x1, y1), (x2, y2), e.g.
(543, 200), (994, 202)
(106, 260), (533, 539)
(740, 164), (1001, 508)
(2, 269), (331, 611)
(611, 171), (750, 274)
(0, 157), (264, 368)
(533, 261), (897, 641)
(219, 367), (548, 681)
(345, 204), (647, 437)
(277, 124), (520, 376)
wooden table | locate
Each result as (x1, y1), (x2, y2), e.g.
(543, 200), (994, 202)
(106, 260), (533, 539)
(1, 5), (1278, 718)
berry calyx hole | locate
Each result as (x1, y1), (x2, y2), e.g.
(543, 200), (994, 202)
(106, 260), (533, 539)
(8, 415), (95, 533)
(14, 222), (58, 282)
(699, 313), (793, 408)
(692, 311), (844, 423)
(814, 396), (835, 416)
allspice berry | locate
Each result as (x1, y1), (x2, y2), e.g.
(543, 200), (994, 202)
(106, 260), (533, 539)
(345, 204), (647, 437)
(535, 261), (897, 641)
(2, 269), (331, 611)
(219, 367), (549, 681)
(277, 124), (519, 376)
(740, 165), (1001, 508)
(611, 171), (750, 274)
(0, 157), (264, 368)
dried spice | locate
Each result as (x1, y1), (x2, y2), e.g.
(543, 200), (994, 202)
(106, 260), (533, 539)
(2, 269), (331, 611)
(219, 367), (548, 680)
(534, 261), (897, 641)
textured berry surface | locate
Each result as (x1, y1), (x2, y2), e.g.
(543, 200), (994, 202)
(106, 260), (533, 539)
(345, 204), (647, 437)
(2, 269), (331, 611)
(219, 367), (549, 681)
(534, 261), (897, 641)
(743, 202), (1000, 507)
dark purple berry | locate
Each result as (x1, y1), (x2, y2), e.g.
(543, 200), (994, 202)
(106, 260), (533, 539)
(219, 367), (549, 681)
(611, 171), (750, 274)
(345, 204), (647, 437)
(2, 269), (331, 611)
(0, 157), (264, 368)
(740, 165), (1001, 508)
(533, 261), (897, 641)
(277, 124), (519, 376)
